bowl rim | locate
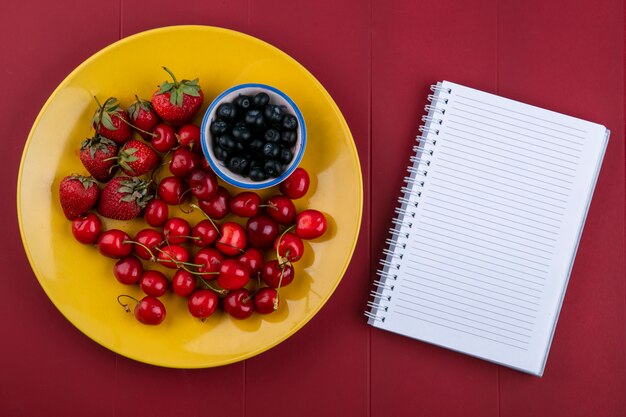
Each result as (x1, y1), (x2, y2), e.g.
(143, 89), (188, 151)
(200, 82), (307, 190)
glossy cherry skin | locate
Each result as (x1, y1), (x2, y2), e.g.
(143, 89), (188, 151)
(97, 229), (133, 259)
(163, 217), (191, 245)
(279, 167), (310, 199)
(193, 248), (223, 276)
(157, 244), (189, 269)
(71, 213), (102, 244)
(172, 269), (197, 297)
(151, 123), (177, 153)
(254, 287), (279, 314)
(144, 199), (169, 227)
(177, 124), (202, 153)
(218, 259), (250, 290)
(265, 195), (297, 224)
(169, 147), (199, 178)
(223, 288), (254, 320)
(158, 176), (189, 205)
(230, 192), (261, 217)
(246, 214), (279, 249)
(139, 270), (169, 297)
(198, 186), (230, 220)
(191, 220), (219, 247)
(216, 222), (247, 256)
(133, 228), (162, 260)
(188, 289), (219, 319)
(189, 169), (218, 200)
(295, 209), (328, 239)
(262, 260), (295, 288)
(134, 296), (166, 325)
(274, 232), (304, 262)
(113, 256), (143, 285)
(238, 248), (264, 276)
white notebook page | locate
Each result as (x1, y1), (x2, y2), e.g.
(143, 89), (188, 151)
(371, 81), (609, 375)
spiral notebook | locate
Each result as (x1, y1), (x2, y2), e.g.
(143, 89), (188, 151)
(366, 81), (609, 376)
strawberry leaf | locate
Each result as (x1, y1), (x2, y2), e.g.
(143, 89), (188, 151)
(101, 112), (116, 130)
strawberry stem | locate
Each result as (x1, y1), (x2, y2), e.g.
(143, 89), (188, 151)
(162, 66), (179, 86)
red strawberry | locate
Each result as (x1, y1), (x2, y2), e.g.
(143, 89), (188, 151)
(128, 95), (160, 139)
(92, 96), (133, 144)
(80, 135), (119, 182)
(117, 139), (160, 177)
(97, 177), (153, 220)
(59, 175), (100, 220)
(151, 67), (204, 126)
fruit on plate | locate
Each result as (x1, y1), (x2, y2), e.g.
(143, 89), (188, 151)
(128, 95), (160, 140)
(98, 176), (153, 220)
(79, 135), (118, 182)
(279, 167), (310, 199)
(116, 139), (160, 177)
(92, 97), (133, 144)
(118, 295), (166, 325)
(71, 213), (103, 244)
(59, 175), (100, 220)
(151, 67), (204, 126)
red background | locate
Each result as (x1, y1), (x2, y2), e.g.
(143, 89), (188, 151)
(1, 1), (624, 416)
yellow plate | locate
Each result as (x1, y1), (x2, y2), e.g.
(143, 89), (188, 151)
(17, 26), (362, 368)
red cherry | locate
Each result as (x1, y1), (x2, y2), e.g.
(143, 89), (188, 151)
(193, 248), (223, 276)
(132, 229), (162, 260)
(163, 217), (191, 245)
(254, 287), (279, 314)
(198, 186), (230, 220)
(158, 176), (189, 205)
(223, 289), (254, 319)
(113, 255), (143, 285)
(71, 213), (102, 244)
(217, 259), (250, 290)
(191, 220), (219, 247)
(230, 192), (262, 217)
(177, 124), (202, 153)
(262, 260), (295, 288)
(139, 270), (169, 297)
(151, 123), (177, 153)
(265, 195), (296, 224)
(169, 147), (199, 178)
(157, 244), (189, 269)
(279, 167), (310, 199)
(295, 209), (328, 239)
(144, 199), (169, 227)
(200, 157), (211, 171)
(97, 229), (133, 258)
(172, 269), (197, 297)
(189, 169), (218, 200)
(274, 232), (304, 262)
(238, 248), (264, 276)
(216, 222), (247, 256)
(134, 296), (166, 325)
(246, 214), (279, 249)
(188, 289), (219, 319)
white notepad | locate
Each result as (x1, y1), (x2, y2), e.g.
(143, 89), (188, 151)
(366, 81), (609, 376)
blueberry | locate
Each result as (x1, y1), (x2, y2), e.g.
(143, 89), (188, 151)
(228, 156), (250, 175)
(244, 109), (265, 129)
(264, 159), (283, 178)
(264, 104), (284, 125)
(235, 142), (245, 152)
(249, 157), (263, 171)
(234, 95), (252, 111)
(213, 145), (230, 162)
(249, 168), (268, 181)
(217, 103), (237, 122)
(281, 130), (297, 146)
(282, 114), (298, 131)
(262, 142), (280, 159)
(264, 128), (281, 143)
(232, 123), (252, 143)
(252, 92), (270, 108)
(217, 133), (237, 151)
(210, 119), (229, 135)
(279, 146), (293, 164)
(248, 138), (264, 154)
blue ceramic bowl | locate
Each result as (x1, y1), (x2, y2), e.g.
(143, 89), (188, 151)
(201, 83), (306, 189)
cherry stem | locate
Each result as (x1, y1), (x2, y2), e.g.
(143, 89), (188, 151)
(274, 267), (286, 310)
(198, 277), (226, 294)
(123, 240), (158, 262)
(259, 203), (277, 210)
(118, 114), (157, 137)
(162, 66), (179, 85)
(150, 152), (171, 183)
(117, 294), (139, 313)
(152, 246), (204, 269)
(275, 224), (296, 264)
(188, 204), (222, 236)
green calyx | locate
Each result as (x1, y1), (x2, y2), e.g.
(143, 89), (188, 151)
(117, 177), (152, 208)
(93, 96), (123, 130)
(68, 174), (97, 190)
(129, 95), (153, 120)
(118, 147), (139, 174)
(156, 66), (201, 107)
(81, 135), (118, 159)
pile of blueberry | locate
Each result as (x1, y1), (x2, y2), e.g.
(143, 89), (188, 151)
(210, 92), (299, 181)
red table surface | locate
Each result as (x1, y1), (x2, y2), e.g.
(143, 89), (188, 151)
(1, 1), (624, 416)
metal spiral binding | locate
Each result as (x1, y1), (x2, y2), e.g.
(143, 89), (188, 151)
(365, 82), (451, 324)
